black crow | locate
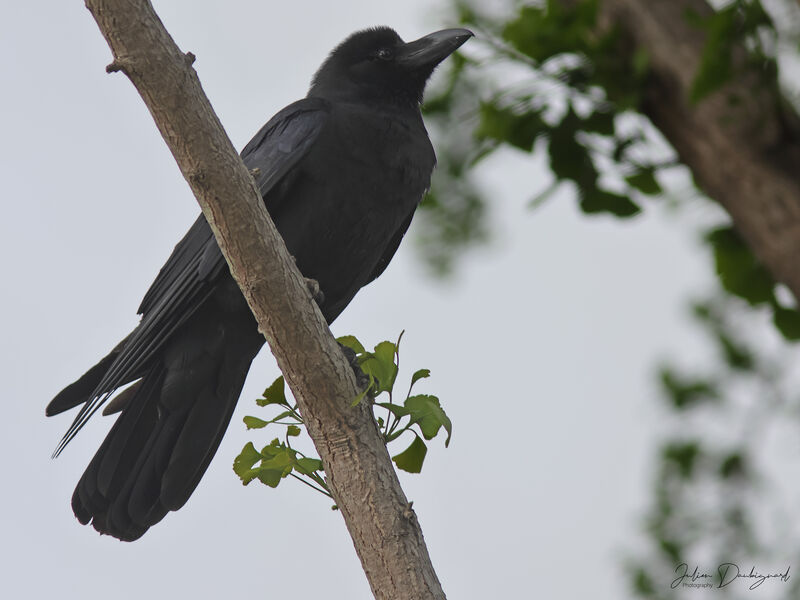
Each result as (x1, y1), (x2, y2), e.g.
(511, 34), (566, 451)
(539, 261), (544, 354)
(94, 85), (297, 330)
(47, 26), (472, 541)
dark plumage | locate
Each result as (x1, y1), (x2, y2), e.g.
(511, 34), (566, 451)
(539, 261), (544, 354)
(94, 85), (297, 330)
(47, 26), (472, 541)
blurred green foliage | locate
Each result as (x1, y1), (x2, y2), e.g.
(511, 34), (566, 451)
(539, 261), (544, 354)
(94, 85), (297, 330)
(629, 293), (800, 599)
(418, 0), (800, 597)
(686, 0), (777, 102)
(420, 0), (669, 274)
(421, 0), (800, 338)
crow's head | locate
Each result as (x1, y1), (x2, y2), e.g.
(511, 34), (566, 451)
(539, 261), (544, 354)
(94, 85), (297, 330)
(309, 26), (472, 106)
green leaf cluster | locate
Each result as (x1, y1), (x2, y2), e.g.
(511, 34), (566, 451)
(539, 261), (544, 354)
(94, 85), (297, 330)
(343, 333), (453, 474)
(233, 439), (324, 490)
(658, 368), (718, 410)
(662, 441), (702, 480)
(235, 333), (452, 499)
(424, 0), (673, 225)
(706, 226), (800, 341)
(234, 376), (330, 497)
(688, 0), (776, 102)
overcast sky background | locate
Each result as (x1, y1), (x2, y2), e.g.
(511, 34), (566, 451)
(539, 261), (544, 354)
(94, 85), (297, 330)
(0, 1), (725, 598)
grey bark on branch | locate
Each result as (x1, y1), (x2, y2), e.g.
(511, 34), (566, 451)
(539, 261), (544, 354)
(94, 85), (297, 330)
(568, 0), (800, 302)
(82, 1), (445, 599)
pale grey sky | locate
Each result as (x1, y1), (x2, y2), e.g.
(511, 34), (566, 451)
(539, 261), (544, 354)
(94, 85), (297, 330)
(1, 2), (714, 598)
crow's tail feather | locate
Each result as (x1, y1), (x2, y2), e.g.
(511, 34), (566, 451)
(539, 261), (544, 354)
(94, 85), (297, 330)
(67, 340), (258, 541)
(45, 335), (133, 417)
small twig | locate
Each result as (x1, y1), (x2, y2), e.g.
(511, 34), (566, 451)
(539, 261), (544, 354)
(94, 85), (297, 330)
(105, 60), (124, 73)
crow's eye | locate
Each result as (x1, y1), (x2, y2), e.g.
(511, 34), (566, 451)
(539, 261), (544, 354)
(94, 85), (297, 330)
(375, 48), (393, 61)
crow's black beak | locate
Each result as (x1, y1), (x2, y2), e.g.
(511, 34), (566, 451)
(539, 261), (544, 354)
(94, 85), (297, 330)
(398, 28), (474, 71)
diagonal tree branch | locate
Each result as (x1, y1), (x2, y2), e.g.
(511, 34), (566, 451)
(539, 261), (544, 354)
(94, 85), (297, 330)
(82, 1), (445, 598)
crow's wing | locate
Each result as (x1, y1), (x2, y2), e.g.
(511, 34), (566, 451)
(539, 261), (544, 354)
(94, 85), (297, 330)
(365, 210), (415, 285)
(139, 97), (331, 316)
(241, 98), (330, 197)
(54, 97), (330, 455)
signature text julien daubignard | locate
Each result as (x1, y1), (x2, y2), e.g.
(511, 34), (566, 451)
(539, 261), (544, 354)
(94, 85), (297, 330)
(672, 563), (791, 590)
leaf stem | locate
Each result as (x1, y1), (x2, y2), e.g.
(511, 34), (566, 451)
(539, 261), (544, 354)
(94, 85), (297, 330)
(289, 473), (332, 498)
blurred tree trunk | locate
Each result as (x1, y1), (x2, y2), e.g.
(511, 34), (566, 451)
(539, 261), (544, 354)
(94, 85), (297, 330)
(582, 0), (800, 301)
